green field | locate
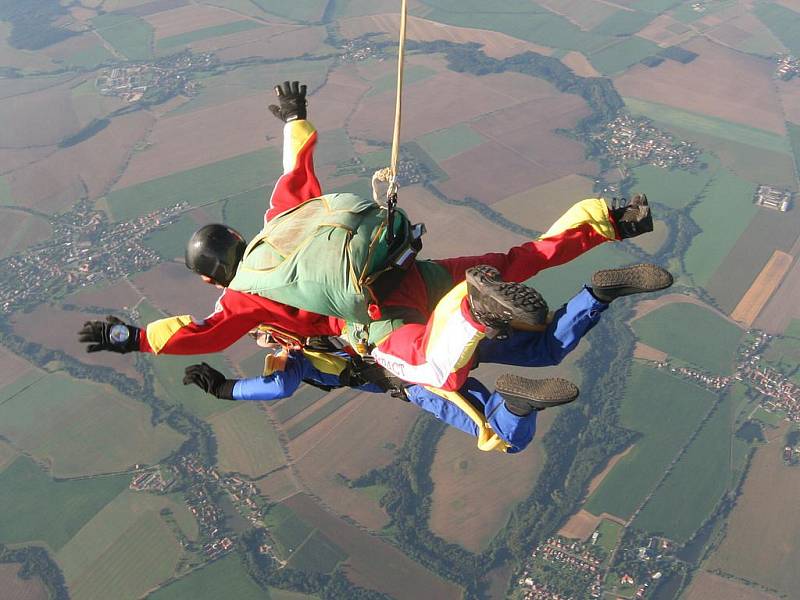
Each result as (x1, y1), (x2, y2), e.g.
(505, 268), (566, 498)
(422, 2), (609, 53)
(92, 13), (154, 61)
(786, 319), (800, 339)
(203, 0), (272, 18)
(630, 155), (719, 210)
(594, 519), (623, 554)
(684, 169), (759, 287)
(263, 503), (314, 558)
(416, 124), (486, 162)
(633, 303), (743, 374)
(147, 553), (264, 600)
(211, 402), (286, 477)
(250, 0), (327, 22)
(367, 64), (437, 97)
(287, 530), (348, 574)
(65, 507), (183, 600)
(788, 123), (800, 182)
(633, 394), (733, 542)
(157, 21), (263, 51)
(525, 242), (635, 308)
(137, 303), (237, 420)
(588, 37), (661, 76)
(285, 390), (359, 440)
(107, 147), (282, 222)
(0, 373), (184, 477)
(171, 59), (333, 116)
(625, 97), (791, 155)
(755, 3), (800, 55)
(0, 456), (129, 551)
(273, 384), (329, 423)
(592, 10), (654, 36)
(585, 364), (714, 519)
(64, 43), (114, 69)
(751, 406), (785, 427)
(633, 0), (682, 11)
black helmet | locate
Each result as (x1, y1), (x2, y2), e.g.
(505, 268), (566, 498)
(185, 224), (246, 286)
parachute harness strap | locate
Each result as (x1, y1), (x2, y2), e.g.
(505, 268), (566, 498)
(371, 0), (408, 244)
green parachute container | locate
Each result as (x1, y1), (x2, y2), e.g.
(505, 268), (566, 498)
(228, 193), (423, 324)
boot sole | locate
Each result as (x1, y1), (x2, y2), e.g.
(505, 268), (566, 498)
(592, 263), (672, 297)
(466, 266), (548, 327)
(496, 374), (579, 410)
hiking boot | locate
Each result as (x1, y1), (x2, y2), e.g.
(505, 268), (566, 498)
(591, 263), (673, 303)
(466, 265), (548, 337)
(610, 194), (653, 239)
(497, 374), (579, 415)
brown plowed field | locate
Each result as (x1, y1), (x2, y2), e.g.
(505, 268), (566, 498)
(348, 68), (530, 142)
(256, 468), (298, 502)
(562, 51), (601, 77)
(428, 406), (557, 552)
(284, 493), (462, 600)
(0, 147), (51, 174)
(436, 92), (595, 205)
(114, 95), (269, 189)
(755, 242), (800, 334)
(0, 210), (52, 259)
(131, 261), (222, 318)
(144, 4), (242, 39)
(338, 14), (552, 59)
(0, 564), (47, 600)
(776, 81), (800, 125)
(10, 110), (154, 209)
(707, 425), (800, 597)
(707, 13), (785, 56)
(615, 38), (786, 134)
(731, 251), (794, 327)
(493, 174), (596, 233)
(0, 346), (37, 390)
(307, 67), (371, 132)
(776, 0), (800, 10)
(633, 342), (667, 362)
(0, 83), (80, 148)
(637, 14), (695, 47)
(10, 304), (143, 383)
(391, 184), (529, 259)
(292, 394), (419, 530)
(684, 572), (780, 600)
(209, 25), (327, 61)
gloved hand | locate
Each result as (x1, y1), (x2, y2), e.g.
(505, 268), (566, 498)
(268, 80), (307, 122)
(78, 315), (140, 354)
(183, 362), (236, 400)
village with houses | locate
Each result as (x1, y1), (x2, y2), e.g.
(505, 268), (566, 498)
(0, 200), (186, 314)
(595, 113), (701, 170)
(775, 54), (800, 81)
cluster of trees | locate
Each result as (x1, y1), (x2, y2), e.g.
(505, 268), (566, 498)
(239, 530), (390, 599)
(0, 0), (76, 50)
(0, 544), (69, 600)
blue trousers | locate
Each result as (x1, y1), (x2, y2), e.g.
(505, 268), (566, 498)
(405, 288), (607, 453)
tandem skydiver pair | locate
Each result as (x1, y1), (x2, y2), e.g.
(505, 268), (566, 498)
(79, 80), (672, 453)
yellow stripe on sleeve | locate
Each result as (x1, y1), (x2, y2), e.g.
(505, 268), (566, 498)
(145, 315), (194, 354)
(283, 120), (317, 173)
(539, 198), (616, 241)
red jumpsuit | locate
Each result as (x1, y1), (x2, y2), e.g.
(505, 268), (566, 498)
(140, 120), (621, 391)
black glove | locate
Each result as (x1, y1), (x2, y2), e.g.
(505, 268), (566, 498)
(268, 80), (307, 122)
(183, 362), (236, 400)
(78, 315), (140, 354)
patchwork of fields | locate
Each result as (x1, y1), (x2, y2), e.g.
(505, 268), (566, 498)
(2, 0), (800, 597)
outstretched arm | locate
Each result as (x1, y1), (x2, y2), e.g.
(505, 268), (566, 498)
(265, 81), (322, 221)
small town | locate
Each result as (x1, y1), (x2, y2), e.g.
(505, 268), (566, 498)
(595, 113), (701, 170)
(96, 52), (216, 103)
(654, 361), (732, 392)
(339, 36), (386, 63)
(0, 199), (186, 314)
(775, 54), (800, 81)
(516, 536), (605, 599)
(736, 330), (800, 422)
(754, 184), (792, 212)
